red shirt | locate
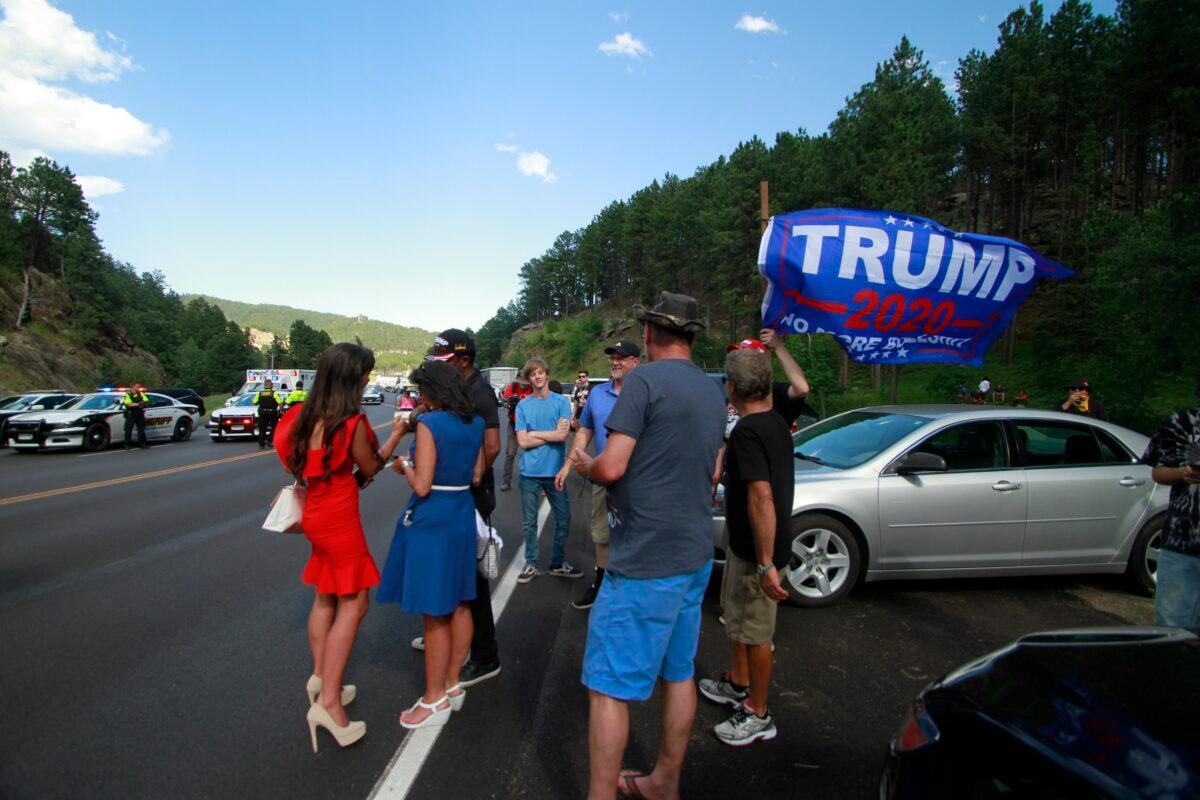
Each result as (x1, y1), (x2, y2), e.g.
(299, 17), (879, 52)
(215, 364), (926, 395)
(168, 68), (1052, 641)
(501, 382), (532, 423)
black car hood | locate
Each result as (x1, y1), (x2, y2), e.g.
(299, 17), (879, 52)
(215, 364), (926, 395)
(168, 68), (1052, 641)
(930, 628), (1199, 797)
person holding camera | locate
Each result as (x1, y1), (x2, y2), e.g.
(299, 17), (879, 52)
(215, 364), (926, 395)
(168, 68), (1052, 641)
(500, 371), (532, 492)
(377, 360), (485, 728)
(1060, 378), (1107, 420)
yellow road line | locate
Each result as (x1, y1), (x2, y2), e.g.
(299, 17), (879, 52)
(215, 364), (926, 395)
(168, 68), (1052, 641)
(0, 450), (272, 508)
(1, 412), (398, 509)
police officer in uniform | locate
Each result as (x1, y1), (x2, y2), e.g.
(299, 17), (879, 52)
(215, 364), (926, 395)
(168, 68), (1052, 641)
(253, 378), (281, 449)
(285, 379), (308, 410)
(123, 383), (150, 449)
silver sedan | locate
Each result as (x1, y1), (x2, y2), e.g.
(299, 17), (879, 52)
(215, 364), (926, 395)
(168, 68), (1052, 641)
(714, 406), (1167, 607)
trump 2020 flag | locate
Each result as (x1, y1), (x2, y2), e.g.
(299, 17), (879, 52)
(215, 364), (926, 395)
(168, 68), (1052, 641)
(758, 209), (1073, 366)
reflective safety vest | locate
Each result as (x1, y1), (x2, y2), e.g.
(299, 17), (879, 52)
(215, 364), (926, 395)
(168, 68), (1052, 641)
(286, 389), (308, 404)
(254, 389), (280, 410)
(123, 391), (148, 411)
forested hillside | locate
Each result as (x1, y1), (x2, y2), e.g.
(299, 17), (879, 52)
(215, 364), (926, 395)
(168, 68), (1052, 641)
(184, 295), (433, 373)
(0, 154), (260, 395)
(475, 0), (1199, 432)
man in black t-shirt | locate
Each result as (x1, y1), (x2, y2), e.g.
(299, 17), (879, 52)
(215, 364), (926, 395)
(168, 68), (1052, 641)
(724, 329), (815, 436)
(699, 347), (794, 747)
(418, 328), (503, 686)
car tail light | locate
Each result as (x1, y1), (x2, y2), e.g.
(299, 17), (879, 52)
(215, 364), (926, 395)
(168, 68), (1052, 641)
(894, 700), (940, 752)
(241, 417), (254, 425)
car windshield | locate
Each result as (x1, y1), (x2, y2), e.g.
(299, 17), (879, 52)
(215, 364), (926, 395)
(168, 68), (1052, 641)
(792, 410), (928, 469)
(69, 394), (123, 411)
(8, 394), (46, 410)
(232, 394), (256, 407)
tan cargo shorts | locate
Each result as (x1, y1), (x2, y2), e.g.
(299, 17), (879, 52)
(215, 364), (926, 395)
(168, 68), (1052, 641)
(720, 549), (782, 646)
(590, 482), (610, 545)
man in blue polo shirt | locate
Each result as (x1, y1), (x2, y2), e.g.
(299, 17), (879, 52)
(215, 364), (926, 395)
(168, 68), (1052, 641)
(515, 358), (581, 583)
(556, 339), (641, 610)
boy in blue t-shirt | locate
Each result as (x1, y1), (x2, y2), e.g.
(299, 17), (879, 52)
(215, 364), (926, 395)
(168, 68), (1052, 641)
(514, 358), (581, 583)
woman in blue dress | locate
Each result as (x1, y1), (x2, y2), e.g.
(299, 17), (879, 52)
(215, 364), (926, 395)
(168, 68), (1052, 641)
(378, 361), (484, 729)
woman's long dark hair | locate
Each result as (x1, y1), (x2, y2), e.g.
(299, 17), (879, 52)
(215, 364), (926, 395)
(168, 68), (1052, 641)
(288, 343), (376, 481)
(409, 361), (476, 422)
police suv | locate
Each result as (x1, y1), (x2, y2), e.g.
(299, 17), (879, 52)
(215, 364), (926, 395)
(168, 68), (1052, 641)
(5, 391), (201, 452)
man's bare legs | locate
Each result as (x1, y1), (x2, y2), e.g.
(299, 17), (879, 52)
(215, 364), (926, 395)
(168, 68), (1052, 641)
(588, 690), (629, 799)
(728, 641), (772, 714)
(590, 679), (694, 800)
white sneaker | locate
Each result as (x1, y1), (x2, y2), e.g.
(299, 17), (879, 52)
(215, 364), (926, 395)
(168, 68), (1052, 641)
(411, 636), (425, 651)
(517, 565), (540, 584)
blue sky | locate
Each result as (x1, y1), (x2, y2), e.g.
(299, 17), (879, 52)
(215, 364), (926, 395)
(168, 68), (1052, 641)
(0, 0), (1114, 332)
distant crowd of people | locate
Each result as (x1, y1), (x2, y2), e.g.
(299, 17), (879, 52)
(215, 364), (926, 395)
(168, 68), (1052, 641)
(267, 290), (1200, 798)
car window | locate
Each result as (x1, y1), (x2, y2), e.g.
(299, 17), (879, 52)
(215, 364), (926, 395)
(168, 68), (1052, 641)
(912, 421), (1008, 471)
(74, 394), (123, 410)
(1094, 428), (1136, 464)
(147, 394), (174, 408)
(794, 410), (928, 469)
(1013, 420), (1109, 467)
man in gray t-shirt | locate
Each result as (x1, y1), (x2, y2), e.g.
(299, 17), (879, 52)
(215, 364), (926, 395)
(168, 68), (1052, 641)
(573, 292), (726, 800)
(603, 359), (726, 578)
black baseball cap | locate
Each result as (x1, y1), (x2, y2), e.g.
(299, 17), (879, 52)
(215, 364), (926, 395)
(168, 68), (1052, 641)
(604, 340), (641, 358)
(428, 329), (475, 361)
(1065, 378), (1091, 391)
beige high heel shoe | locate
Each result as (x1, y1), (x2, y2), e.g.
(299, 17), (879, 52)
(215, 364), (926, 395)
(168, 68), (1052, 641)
(306, 674), (356, 706)
(306, 702), (366, 753)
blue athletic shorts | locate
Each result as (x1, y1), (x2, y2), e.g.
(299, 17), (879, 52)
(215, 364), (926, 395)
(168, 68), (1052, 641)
(581, 561), (712, 702)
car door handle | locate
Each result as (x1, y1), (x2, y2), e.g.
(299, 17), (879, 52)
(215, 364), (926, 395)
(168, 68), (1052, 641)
(992, 481), (1023, 492)
(1119, 477), (1146, 487)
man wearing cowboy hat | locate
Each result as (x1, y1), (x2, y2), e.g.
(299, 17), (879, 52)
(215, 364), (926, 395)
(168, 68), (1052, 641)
(572, 292), (726, 800)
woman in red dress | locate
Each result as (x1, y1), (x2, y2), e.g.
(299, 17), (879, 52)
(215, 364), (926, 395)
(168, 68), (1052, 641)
(274, 343), (404, 752)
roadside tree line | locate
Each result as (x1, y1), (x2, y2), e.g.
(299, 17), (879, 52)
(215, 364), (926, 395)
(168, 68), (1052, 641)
(474, 0), (1199, 431)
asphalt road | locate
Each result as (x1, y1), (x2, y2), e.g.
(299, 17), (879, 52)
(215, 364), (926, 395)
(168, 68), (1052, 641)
(0, 404), (1155, 799)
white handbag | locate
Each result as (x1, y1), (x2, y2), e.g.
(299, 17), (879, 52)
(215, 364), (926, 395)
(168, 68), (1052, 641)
(475, 511), (502, 580)
(263, 483), (306, 533)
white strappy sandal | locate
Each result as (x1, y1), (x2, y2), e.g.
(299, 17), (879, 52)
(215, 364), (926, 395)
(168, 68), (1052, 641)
(446, 683), (466, 712)
(399, 694), (451, 729)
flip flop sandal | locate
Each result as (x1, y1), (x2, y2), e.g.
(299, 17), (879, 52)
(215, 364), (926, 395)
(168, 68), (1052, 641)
(617, 771), (649, 799)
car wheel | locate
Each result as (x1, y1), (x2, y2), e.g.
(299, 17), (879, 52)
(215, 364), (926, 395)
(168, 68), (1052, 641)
(172, 418), (193, 442)
(1126, 516), (1162, 596)
(784, 514), (861, 607)
(83, 422), (110, 452)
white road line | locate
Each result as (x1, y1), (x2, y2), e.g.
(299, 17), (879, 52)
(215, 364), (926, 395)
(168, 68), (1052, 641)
(367, 498), (549, 800)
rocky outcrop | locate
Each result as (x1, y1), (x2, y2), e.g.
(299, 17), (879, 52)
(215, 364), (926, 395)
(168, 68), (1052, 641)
(0, 269), (164, 394)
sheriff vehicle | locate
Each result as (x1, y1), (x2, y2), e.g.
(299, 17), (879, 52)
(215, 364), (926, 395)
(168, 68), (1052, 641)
(207, 393), (264, 441)
(5, 391), (201, 452)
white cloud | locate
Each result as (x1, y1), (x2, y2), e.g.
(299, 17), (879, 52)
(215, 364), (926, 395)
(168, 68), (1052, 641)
(0, 70), (169, 155)
(608, 11), (628, 23)
(0, 0), (167, 161)
(0, 0), (133, 83)
(494, 142), (518, 153)
(978, 15), (987, 24)
(735, 15), (781, 34)
(599, 32), (651, 59)
(76, 174), (123, 197)
(516, 151), (557, 183)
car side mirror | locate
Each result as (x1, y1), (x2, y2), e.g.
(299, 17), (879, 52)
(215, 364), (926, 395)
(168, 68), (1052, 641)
(894, 452), (948, 475)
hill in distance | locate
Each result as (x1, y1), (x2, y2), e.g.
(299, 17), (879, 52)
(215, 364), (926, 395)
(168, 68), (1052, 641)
(184, 294), (435, 371)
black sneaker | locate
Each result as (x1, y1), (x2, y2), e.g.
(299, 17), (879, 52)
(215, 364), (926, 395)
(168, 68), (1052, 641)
(459, 659), (501, 688)
(572, 581), (601, 610)
(549, 562), (584, 579)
